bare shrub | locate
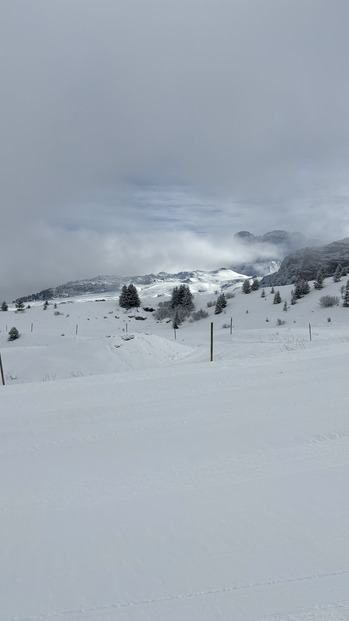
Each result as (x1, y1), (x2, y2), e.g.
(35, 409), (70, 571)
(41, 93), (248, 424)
(190, 309), (209, 321)
(276, 318), (286, 326)
(319, 295), (339, 308)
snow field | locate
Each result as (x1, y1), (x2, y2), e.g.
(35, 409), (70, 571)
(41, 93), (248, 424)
(1, 278), (349, 619)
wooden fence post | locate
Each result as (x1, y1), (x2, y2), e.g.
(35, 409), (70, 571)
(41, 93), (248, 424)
(0, 354), (5, 386)
(210, 322), (213, 361)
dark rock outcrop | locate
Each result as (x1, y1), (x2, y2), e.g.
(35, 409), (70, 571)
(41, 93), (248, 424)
(260, 238), (349, 286)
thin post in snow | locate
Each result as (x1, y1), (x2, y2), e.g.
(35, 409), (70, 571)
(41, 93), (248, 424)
(210, 322), (214, 362)
(0, 354), (5, 386)
(75, 324), (78, 336)
(309, 323), (312, 341)
(31, 323), (33, 333)
(174, 328), (177, 340)
(230, 317), (233, 335)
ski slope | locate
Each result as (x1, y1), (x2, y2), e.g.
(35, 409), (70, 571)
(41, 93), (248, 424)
(1, 280), (349, 620)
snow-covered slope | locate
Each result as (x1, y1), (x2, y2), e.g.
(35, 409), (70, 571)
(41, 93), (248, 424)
(1, 277), (348, 620)
(17, 268), (249, 303)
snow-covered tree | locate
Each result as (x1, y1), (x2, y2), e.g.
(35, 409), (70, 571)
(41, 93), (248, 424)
(251, 278), (260, 291)
(333, 264), (342, 282)
(273, 290), (282, 304)
(15, 299), (25, 312)
(8, 326), (20, 341)
(342, 288), (349, 307)
(170, 285), (194, 314)
(214, 293), (227, 314)
(127, 284), (140, 308)
(314, 268), (325, 290)
(1, 301), (8, 311)
(242, 279), (251, 294)
(119, 284), (140, 309)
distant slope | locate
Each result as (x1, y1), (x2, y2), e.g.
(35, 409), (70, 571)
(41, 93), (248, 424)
(17, 268), (249, 302)
(231, 229), (318, 276)
(261, 238), (349, 286)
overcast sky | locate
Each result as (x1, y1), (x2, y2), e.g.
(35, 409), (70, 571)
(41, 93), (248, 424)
(1, 0), (349, 300)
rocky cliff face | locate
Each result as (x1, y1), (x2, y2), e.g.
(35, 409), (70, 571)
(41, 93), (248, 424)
(260, 238), (349, 286)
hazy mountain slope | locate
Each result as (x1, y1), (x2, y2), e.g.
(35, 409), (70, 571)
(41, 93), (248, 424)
(261, 238), (349, 286)
(17, 268), (250, 302)
(16, 230), (319, 302)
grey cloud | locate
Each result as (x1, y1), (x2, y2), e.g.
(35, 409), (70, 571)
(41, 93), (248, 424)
(1, 0), (349, 299)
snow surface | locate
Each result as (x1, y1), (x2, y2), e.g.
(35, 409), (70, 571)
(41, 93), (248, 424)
(1, 279), (349, 620)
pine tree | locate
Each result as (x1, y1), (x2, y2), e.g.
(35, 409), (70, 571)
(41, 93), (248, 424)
(251, 278), (259, 291)
(290, 290), (297, 305)
(43, 300), (49, 310)
(8, 326), (20, 341)
(273, 290), (282, 304)
(215, 293), (227, 314)
(343, 288), (349, 307)
(314, 268), (325, 290)
(15, 299), (25, 312)
(170, 284), (194, 317)
(127, 284), (140, 308)
(119, 285), (129, 309)
(1, 301), (8, 311)
(242, 279), (251, 294)
(333, 264), (342, 282)
(283, 300), (288, 312)
(119, 284), (140, 310)
(261, 289), (266, 298)
(173, 310), (180, 329)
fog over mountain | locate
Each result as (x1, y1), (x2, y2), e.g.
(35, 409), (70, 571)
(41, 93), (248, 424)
(1, 1), (349, 301)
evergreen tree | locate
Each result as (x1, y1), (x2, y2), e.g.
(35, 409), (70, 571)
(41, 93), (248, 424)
(15, 299), (25, 312)
(283, 300), (288, 312)
(170, 284), (194, 317)
(261, 289), (266, 298)
(273, 290), (282, 304)
(314, 267), (325, 290)
(1, 301), (8, 311)
(302, 279), (310, 295)
(293, 278), (310, 300)
(173, 310), (180, 329)
(251, 278), (260, 291)
(119, 285), (129, 309)
(8, 326), (20, 341)
(214, 293), (227, 314)
(290, 290), (297, 305)
(333, 264), (342, 282)
(343, 288), (349, 307)
(119, 284), (140, 309)
(170, 284), (194, 312)
(127, 284), (140, 308)
(270, 286), (275, 294)
(242, 279), (251, 294)
(43, 300), (49, 310)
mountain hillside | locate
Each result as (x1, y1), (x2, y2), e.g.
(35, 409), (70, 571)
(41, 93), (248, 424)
(261, 238), (349, 286)
(17, 268), (250, 303)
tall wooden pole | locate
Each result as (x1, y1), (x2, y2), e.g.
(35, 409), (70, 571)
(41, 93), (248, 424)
(0, 354), (5, 386)
(210, 322), (213, 362)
